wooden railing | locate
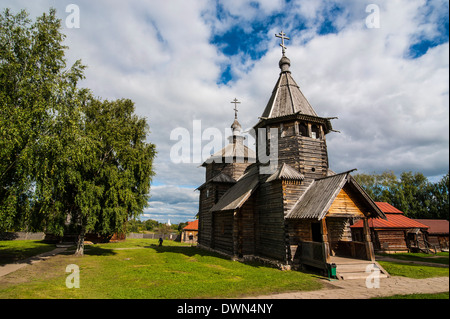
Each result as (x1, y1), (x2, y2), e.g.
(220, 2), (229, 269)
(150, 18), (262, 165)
(295, 241), (328, 270)
(330, 241), (369, 260)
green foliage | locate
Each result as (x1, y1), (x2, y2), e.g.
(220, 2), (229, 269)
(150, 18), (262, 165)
(126, 219), (185, 234)
(0, 9), (156, 254)
(1, 8), (84, 231)
(354, 171), (449, 219)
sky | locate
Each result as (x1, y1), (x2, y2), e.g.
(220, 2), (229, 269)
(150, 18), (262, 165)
(2, 0), (449, 224)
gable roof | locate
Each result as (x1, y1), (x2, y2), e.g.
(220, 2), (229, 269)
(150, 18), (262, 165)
(266, 163), (304, 182)
(286, 171), (385, 220)
(414, 219), (449, 234)
(375, 202), (403, 214)
(351, 202), (429, 229)
(210, 165), (260, 212)
(183, 220), (198, 231)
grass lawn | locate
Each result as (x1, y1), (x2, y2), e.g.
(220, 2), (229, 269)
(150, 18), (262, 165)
(0, 240), (57, 265)
(377, 252), (449, 265)
(377, 252), (449, 279)
(374, 292), (449, 299)
(0, 239), (323, 299)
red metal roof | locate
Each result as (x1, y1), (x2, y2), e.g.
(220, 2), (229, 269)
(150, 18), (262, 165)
(374, 202), (403, 214)
(183, 220), (198, 231)
(351, 202), (429, 229)
(414, 219), (449, 234)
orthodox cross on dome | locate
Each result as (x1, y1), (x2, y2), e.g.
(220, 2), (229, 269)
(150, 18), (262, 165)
(275, 30), (290, 56)
(231, 98), (241, 119)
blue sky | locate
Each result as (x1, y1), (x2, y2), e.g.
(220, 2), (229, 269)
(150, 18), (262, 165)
(2, 0), (449, 224)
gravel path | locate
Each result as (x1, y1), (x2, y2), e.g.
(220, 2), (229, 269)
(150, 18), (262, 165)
(248, 276), (449, 299)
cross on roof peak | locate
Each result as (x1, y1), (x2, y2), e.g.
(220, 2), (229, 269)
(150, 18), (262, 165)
(231, 98), (241, 119)
(275, 31), (290, 56)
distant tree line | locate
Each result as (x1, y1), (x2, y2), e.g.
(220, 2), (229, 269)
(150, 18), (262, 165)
(354, 171), (449, 220)
(127, 219), (188, 234)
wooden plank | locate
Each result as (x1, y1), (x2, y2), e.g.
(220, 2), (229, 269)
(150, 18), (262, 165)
(327, 188), (365, 217)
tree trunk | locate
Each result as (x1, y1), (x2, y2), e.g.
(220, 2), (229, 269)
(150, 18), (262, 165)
(75, 227), (85, 256)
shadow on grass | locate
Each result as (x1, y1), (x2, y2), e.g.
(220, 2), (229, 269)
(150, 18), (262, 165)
(62, 245), (117, 257)
(0, 240), (57, 265)
(147, 244), (328, 278)
(147, 244), (230, 260)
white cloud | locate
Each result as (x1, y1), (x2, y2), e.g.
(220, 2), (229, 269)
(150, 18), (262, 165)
(1, 0), (448, 223)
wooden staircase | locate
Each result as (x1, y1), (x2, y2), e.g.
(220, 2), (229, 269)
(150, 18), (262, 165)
(411, 238), (437, 254)
(330, 256), (389, 280)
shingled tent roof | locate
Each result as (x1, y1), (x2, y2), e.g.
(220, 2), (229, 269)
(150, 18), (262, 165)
(261, 56), (318, 119)
(202, 143), (256, 166)
(286, 170), (385, 220)
(210, 165), (259, 212)
(254, 55), (334, 133)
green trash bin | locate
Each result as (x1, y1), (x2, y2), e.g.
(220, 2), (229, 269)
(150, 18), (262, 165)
(328, 263), (337, 279)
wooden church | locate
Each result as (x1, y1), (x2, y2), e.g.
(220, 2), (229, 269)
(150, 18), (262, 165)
(197, 32), (388, 279)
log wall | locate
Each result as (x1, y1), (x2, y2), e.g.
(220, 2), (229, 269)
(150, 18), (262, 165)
(255, 180), (286, 261)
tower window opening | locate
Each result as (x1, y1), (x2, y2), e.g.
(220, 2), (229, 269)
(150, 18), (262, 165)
(311, 125), (320, 139)
(299, 123), (308, 136)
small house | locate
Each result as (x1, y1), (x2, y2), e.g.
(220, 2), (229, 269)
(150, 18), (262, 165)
(351, 202), (430, 253)
(414, 219), (449, 251)
(182, 220), (199, 243)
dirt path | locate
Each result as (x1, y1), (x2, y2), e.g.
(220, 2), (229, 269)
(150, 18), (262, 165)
(247, 276), (449, 299)
(0, 247), (67, 278)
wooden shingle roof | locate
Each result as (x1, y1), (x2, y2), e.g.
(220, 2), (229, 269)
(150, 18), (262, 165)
(266, 163), (304, 182)
(260, 64), (318, 119)
(210, 165), (259, 212)
(286, 171), (385, 220)
(202, 142), (256, 167)
(196, 172), (236, 190)
(254, 56), (334, 133)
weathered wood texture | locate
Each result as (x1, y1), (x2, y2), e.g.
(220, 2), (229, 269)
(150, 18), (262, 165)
(373, 230), (408, 251)
(282, 180), (313, 216)
(327, 188), (366, 218)
(286, 219), (313, 245)
(266, 121), (329, 181)
(212, 210), (234, 255)
(198, 173), (238, 247)
(233, 196), (256, 256)
(255, 180), (286, 261)
(326, 217), (352, 243)
(206, 162), (251, 181)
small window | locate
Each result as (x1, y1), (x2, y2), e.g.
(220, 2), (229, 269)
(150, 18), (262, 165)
(299, 123), (308, 136)
(206, 189), (210, 198)
(311, 125), (320, 139)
